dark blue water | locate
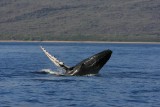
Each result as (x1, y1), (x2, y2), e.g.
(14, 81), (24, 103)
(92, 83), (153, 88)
(0, 42), (160, 107)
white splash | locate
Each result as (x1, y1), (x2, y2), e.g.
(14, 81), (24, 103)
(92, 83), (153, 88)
(40, 69), (65, 76)
(84, 74), (98, 76)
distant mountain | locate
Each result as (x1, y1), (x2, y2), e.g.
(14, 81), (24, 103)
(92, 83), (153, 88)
(0, 0), (160, 41)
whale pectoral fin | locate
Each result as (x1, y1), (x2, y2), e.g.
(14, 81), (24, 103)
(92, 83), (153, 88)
(58, 62), (70, 70)
(40, 46), (70, 70)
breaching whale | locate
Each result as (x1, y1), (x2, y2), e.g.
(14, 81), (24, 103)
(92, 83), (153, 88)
(40, 46), (112, 76)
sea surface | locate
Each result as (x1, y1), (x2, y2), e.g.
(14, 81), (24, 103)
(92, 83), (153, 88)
(0, 42), (160, 107)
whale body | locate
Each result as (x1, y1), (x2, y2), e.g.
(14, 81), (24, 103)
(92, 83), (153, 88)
(41, 46), (112, 76)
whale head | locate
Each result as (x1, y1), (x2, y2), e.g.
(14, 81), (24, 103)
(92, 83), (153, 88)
(66, 49), (112, 76)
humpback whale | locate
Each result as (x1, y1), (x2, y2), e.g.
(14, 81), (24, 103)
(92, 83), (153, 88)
(40, 46), (112, 76)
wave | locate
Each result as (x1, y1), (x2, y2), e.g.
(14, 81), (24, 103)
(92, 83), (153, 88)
(40, 69), (65, 76)
(39, 69), (100, 77)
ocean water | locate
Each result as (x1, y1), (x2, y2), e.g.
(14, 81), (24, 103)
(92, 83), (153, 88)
(0, 42), (160, 107)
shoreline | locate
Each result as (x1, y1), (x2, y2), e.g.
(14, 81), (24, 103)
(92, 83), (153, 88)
(0, 40), (159, 44)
